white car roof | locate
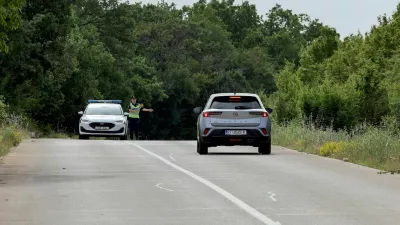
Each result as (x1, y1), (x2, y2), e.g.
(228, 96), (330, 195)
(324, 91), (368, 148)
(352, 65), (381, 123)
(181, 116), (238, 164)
(209, 93), (259, 97)
(87, 103), (121, 107)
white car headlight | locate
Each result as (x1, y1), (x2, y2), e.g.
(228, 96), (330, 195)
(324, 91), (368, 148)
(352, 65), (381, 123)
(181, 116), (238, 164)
(81, 119), (90, 123)
(115, 120), (124, 123)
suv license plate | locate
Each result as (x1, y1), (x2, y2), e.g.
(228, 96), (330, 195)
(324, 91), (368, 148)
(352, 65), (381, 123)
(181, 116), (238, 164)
(225, 130), (246, 135)
(95, 126), (109, 130)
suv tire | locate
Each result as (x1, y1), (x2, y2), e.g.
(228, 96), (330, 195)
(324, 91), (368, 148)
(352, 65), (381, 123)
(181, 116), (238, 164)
(258, 138), (271, 155)
(197, 138), (208, 155)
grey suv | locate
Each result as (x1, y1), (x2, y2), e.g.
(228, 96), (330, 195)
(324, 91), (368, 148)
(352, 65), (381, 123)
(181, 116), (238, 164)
(193, 93), (273, 155)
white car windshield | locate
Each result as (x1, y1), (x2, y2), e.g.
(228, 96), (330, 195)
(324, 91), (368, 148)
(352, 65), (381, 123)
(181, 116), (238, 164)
(85, 104), (122, 115)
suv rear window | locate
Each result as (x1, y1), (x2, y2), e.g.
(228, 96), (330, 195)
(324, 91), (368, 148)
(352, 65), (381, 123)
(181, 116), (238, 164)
(210, 96), (262, 109)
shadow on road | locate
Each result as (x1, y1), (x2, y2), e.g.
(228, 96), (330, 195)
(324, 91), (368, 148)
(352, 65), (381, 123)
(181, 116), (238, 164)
(0, 173), (115, 187)
(207, 152), (277, 155)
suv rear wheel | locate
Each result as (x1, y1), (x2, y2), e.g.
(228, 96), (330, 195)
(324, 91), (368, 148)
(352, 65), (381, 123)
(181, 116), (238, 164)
(258, 138), (271, 155)
(197, 135), (208, 155)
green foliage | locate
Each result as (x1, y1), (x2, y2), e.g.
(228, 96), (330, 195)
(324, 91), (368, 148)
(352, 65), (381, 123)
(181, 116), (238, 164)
(0, 125), (23, 156)
(273, 62), (302, 122)
(0, 96), (7, 124)
(268, 2), (400, 131)
(0, 96), (27, 156)
(0, 0), (25, 52)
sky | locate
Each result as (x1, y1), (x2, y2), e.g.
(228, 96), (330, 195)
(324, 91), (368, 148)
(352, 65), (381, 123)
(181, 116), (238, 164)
(129, 0), (400, 38)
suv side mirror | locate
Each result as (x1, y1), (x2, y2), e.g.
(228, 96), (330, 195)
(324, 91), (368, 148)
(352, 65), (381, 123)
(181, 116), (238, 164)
(78, 111), (83, 115)
(124, 112), (129, 116)
(265, 108), (273, 114)
(193, 107), (202, 114)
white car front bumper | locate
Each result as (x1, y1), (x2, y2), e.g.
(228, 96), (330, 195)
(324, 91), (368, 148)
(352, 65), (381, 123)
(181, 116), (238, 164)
(79, 121), (127, 136)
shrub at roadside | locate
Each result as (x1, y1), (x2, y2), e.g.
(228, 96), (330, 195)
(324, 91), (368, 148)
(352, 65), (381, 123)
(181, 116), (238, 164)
(0, 97), (31, 157)
(272, 120), (400, 172)
(319, 141), (348, 157)
(0, 126), (22, 156)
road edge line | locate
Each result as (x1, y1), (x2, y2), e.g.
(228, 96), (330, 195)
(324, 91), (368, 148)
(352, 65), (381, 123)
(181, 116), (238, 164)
(127, 142), (281, 225)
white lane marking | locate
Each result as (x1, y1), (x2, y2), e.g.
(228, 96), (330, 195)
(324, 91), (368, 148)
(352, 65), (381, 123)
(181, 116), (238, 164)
(127, 142), (281, 225)
(276, 213), (356, 216)
(169, 154), (176, 162)
(156, 183), (174, 192)
(268, 192), (277, 202)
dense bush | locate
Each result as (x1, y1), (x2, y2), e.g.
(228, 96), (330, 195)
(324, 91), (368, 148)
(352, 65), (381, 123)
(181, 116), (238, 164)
(0, 97), (24, 156)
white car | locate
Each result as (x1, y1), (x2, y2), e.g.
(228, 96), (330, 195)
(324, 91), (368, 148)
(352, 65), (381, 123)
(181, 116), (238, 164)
(78, 100), (129, 140)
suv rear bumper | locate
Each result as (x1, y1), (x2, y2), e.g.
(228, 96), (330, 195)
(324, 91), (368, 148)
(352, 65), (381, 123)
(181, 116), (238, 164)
(201, 128), (270, 147)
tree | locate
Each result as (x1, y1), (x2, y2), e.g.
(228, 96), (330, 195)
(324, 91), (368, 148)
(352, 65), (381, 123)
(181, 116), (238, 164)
(0, 0), (25, 52)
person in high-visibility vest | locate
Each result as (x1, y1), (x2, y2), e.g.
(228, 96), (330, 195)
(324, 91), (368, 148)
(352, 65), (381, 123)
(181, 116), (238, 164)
(128, 96), (153, 140)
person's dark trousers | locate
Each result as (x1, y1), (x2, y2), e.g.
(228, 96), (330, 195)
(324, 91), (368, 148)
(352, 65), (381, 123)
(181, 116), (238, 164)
(128, 117), (139, 140)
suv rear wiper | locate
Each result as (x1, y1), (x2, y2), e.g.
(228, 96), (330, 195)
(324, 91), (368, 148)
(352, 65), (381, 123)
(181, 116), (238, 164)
(235, 106), (251, 110)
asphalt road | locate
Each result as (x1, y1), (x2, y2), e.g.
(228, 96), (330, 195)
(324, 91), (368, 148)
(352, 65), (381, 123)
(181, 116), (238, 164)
(1, 139), (400, 225)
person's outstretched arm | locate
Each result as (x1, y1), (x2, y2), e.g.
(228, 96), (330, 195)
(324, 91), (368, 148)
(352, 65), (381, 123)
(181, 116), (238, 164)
(142, 108), (153, 112)
(140, 103), (153, 112)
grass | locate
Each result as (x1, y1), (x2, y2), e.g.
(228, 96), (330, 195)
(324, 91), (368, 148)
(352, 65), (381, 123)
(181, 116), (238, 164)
(272, 120), (400, 173)
(0, 114), (34, 157)
(0, 126), (23, 157)
(0, 98), (34, 157)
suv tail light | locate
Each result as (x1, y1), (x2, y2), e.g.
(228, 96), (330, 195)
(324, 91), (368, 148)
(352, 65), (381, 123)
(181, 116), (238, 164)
(203, 112), (222, 117)
(249, 112), (268, 117)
